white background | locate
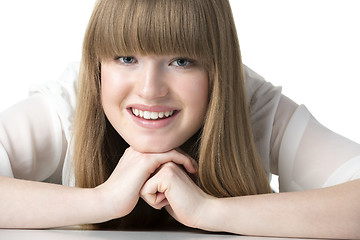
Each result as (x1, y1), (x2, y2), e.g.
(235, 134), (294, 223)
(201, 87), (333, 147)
(0, 0), (359, 143)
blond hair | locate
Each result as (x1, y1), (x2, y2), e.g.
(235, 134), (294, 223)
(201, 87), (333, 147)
(72, 0), (271, 228)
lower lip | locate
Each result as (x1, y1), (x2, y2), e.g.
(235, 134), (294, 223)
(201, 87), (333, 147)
(128, 109), (179, 129)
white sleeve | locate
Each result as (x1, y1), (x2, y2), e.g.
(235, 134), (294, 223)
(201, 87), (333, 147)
(0, 94), (66, 183)
(245, 65), (282, 173)
(245, 65), (360, 192)
(276, 101), (360, 192)
(29, 62), (79, 141)
(28, 63), (79, 185)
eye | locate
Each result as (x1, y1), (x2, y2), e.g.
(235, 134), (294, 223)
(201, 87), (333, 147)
(171, 58), (193, 67)
(117, 56), (137, 64)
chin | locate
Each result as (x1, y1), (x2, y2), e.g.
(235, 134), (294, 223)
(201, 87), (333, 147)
(129, 143), (176, 154)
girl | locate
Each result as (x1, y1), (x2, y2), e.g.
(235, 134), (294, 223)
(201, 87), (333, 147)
(0, 0), (360, 239)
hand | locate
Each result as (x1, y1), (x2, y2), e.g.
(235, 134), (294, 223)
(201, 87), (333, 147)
(140, 161), (214, 229)
(94, 147), (198, 221)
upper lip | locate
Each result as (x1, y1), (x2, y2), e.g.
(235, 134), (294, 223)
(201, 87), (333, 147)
(127, 104), (179, 112)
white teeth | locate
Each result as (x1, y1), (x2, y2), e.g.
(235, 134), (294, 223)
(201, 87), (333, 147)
(131, 108), (174, 120)
(143, 111), (150, 119)
(150, 112), (158, 119)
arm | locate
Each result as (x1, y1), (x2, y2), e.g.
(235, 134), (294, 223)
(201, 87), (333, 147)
(212, 97), (360, 238)
(141, 162), (360, 239)
(0, 147), (197, 229)
(204, 179), (360, 239)
(0, 96), (107, 228)
(0, 176), (106, 228)
(0, 148), (197, 229)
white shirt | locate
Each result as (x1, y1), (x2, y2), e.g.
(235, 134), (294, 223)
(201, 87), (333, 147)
(1, 63), (360, 192)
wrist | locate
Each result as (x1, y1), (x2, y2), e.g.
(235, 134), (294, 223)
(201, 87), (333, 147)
(93, 183), (137, 223)
(91, 185), (118, 223)
(194, 196), (225, 232)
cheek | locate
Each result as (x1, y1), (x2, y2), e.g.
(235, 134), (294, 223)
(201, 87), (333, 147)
(100, 67), (130, 110)
(182, 74), (209, 114)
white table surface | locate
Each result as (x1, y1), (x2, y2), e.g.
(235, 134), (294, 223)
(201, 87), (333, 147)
(0, 228), (318, 240)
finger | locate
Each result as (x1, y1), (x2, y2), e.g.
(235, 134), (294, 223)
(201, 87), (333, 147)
(143, 197), (169, 210)
(141, 190), (169, 210)
(129, 147), (197, 176)
(156, 198), (169, 210)
(149, 149), (198, 174)
(141, 193), (167, 210)
(140, 164), (174, 209)
(140, 177), (165, 205)
(175, 148), (199, 170)
(140, 177), (170, 210)
(121, 147), (196, 179)
(155, 192), (166, 204)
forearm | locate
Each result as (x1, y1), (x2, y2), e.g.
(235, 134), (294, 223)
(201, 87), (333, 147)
(201, 179), (360, 239)
(0, 176), (110, 229)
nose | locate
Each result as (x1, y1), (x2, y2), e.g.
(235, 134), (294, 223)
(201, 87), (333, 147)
(136, 62), (168, 100)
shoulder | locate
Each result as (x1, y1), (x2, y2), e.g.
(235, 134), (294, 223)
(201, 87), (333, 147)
(29, 62), (80, 140)
(243, 64), (282, 109)
(243, 65), (282, 173)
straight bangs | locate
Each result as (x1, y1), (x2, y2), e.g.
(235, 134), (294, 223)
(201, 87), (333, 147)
(88, 0), (213, 68)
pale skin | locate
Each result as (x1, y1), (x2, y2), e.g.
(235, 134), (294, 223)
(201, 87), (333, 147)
(140, 163), (360, 239)
(2, 151), (360, 238)
(0, 54), (360, 239)
(0, 148), (198, 228)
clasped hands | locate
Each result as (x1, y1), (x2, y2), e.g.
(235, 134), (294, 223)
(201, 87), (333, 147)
(96, 147), (214, 229)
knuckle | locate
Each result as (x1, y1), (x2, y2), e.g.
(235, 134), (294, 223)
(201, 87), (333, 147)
(163, 161), (177, 169)
(160, 163), (178, 177)
(141, 192), (153, 202)
(124, 147), (133, 155)
(124, 147), (131, 153)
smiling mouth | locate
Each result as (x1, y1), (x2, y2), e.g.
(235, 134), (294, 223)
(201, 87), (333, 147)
(131, 108), (177, 120)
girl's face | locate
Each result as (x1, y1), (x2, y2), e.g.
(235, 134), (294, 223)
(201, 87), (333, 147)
(101, 55), (209, 153)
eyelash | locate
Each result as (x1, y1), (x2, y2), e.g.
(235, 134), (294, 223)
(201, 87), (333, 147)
(171, 58), (194, 68)
(114, 56), (195, 68)
(116, 56), (137, 64)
